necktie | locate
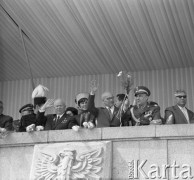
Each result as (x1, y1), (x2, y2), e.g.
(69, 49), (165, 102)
(55, 115), (60, 124)
(180, 107), (189, 123)
(108, 108), (113, 120)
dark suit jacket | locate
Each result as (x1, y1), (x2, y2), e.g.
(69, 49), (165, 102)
(15, 113), (37, 132)
(0, 114), (13, 130)
(37, 112), (78, 130)
(87, 95), (124, 127)
(165, 105), (194, 124)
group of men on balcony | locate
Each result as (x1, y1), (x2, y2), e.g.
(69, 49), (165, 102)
(0, 83), (194, 135)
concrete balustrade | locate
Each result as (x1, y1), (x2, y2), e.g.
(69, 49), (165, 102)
(0, 124), (194, 179)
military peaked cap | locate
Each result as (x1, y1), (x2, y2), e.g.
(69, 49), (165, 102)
(134, 86), (151, 96)
(19, 103), (34, 113)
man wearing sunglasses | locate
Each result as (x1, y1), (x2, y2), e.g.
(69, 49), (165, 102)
(165, 90), (194, 124)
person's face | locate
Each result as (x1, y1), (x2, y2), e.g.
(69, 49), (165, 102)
(54, 99), (66, 115)
(115, 97), (123, 108)
(79, 99), (88, 110)
(103, 94), (114, 108)
(135, 93), (148, 106)
(175, 92), (187, 107)
(21, 110), (33, 116)
(0, 103), (3, 115)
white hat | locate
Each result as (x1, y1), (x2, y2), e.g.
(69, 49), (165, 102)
(75, 93), (89, 104)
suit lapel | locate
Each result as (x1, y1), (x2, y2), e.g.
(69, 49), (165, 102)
(175, 105), (188, 124)
(112, 106), (119, 119)
(56, 114), (66, 127)
(52, 115), (57, 128)
(103, 108), (111, 120)
(186, 108), (193, 123)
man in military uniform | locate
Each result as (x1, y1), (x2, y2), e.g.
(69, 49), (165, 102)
(13, 104), (37, 132)
(129, 86), (162, 126)
(13, 104), (39, 132)
(164, 90), (194, 124)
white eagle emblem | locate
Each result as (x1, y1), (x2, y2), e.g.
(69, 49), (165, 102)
(34, 148), (103, 179)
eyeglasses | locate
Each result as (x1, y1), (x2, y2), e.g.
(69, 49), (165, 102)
(176, 95), (187, 99)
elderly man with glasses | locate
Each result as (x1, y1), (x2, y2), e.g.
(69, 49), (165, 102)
(165, 90), (194, 124)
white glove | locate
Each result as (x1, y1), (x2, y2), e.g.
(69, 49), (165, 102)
(36, 126), (44, 131)
(83, 122), (88, 128)
(26, 124), (35, 132)
(72, 125), (80, 132)
(88, 122), (95, 129)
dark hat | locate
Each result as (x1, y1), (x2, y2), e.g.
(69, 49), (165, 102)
(134, 86), (151, 96)
(19, 103), (34, 113)
(34, 97), (47, 106)
(65, 107), (78, 116)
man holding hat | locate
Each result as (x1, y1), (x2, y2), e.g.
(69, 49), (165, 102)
(164, 89), (194, 124)
(72, 92), (96, 129)
(32, 85), (48, 114)
(129, 86), (162, 126)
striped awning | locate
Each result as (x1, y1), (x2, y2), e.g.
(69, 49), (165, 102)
(0, 0), (194, 81)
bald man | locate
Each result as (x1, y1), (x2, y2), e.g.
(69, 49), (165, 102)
(87, 85), (128, 127)
(37, 99), (78, 130)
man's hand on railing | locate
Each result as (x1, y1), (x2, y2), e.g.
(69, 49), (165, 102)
(72, 125), (80, 132)
(26, 124), (35, 132)
(149, 119), (162, 125)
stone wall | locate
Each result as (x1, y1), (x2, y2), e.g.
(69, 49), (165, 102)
(0, 124), (194, 180)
